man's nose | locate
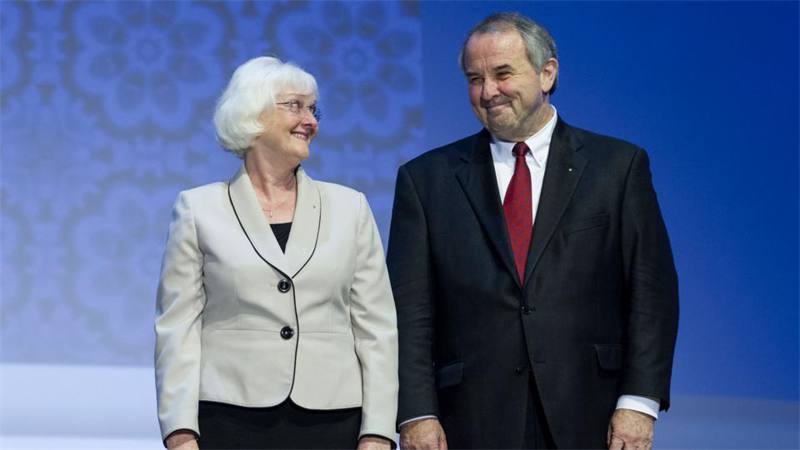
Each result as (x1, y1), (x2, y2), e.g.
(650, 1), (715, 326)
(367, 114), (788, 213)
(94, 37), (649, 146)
(481, 78), (499, 100)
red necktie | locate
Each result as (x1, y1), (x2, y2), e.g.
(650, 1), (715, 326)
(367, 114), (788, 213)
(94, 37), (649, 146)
(503, 142), (533, 282)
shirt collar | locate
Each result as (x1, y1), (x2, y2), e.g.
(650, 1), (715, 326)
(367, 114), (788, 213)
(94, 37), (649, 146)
(490, 105), (558, 168)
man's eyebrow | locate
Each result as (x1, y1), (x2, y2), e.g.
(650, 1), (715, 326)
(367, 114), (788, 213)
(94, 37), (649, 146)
(492, 64), (514, 72)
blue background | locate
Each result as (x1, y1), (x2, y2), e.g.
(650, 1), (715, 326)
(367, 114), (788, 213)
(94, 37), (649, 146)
(1, 1), (797, 448)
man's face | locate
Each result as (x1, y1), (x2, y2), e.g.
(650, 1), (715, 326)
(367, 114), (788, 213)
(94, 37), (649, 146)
(463, 30), (555, 141)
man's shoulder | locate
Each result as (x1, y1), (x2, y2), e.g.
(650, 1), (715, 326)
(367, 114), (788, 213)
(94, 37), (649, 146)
(564, 121), (644, 157)
(402, 131), (485, 172)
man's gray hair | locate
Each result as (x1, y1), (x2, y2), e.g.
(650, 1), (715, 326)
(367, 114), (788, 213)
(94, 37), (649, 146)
(458, 12), (559, 94)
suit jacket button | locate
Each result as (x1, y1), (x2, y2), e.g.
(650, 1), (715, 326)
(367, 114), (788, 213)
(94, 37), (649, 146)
(514, 366), (525, 375)
(521, 305), (532, 315)
(277, 279), (291, 293)
(280, 326), (294, 340)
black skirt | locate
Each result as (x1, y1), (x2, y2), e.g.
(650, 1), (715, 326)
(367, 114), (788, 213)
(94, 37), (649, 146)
(198, 400), (362, 449)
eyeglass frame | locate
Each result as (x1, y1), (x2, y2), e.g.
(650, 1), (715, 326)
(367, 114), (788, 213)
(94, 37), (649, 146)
(274, 99), (321, 121)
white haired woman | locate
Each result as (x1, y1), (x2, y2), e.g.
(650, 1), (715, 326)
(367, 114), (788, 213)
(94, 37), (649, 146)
(154, 57), (398, 450)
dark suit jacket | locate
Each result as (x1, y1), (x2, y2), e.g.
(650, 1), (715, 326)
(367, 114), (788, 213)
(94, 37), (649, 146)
(387, 119), (679, 449)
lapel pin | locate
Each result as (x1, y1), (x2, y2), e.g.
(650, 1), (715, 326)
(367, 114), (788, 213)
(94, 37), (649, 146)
(568, 167), (574, 172)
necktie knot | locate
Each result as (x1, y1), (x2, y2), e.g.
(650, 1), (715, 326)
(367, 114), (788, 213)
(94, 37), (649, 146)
(512, 142), (529, 159)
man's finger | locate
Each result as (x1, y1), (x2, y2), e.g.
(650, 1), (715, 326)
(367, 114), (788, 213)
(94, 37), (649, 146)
(608, 435), (625, 450)
(438, 433), (448, 450)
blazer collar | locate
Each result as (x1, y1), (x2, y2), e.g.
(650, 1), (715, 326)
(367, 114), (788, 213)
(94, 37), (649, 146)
(523, 118), (587, 284)
(455, 119), (588, 288)
(455, 129), (521, 287)
(228, 164), (321, 278)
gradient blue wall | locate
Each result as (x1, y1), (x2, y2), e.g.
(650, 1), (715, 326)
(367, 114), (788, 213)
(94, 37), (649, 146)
(1, 1), (797, 448)
(421, 1), (799, 403)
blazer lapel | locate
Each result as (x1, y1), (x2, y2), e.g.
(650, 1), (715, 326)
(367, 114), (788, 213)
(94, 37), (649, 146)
(455, 130), (520, 287)
(228, 165), (290, 274)
(524, 119), (587, 283)
(284, 167), (321, 278)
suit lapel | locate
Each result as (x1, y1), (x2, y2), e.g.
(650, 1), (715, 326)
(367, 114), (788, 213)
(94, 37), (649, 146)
(524, 119), (587, 283)
(284, 167), (321, 278)
(228, 165), (290, 274)
(455, 130), (520, 287)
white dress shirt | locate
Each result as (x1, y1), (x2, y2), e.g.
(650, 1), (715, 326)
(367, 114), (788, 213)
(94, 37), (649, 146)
(489, 105), (557, 224)
(400, 106), (659, 428)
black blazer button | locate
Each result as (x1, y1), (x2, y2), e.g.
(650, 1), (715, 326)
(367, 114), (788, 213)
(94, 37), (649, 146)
(521, 305), (532, 315)
(280, 326), (294, 340)
(277, 279), (291, 293)
(514, 366), (525, 375)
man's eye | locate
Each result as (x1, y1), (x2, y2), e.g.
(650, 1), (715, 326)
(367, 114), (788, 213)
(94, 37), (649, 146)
(469, 77), (483, 85)
(289, 100), (301, 108)
(496, 72), (511, 80)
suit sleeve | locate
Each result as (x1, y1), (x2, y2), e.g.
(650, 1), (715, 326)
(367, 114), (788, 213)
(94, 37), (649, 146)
(620, 149), (679, 411)
(386, 165), (439, 425)
(349, 193), (399, 443)
(154, 192), (205, 442)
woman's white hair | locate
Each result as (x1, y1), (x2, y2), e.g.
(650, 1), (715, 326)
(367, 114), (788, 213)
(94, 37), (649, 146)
(213, 56), (318, 157)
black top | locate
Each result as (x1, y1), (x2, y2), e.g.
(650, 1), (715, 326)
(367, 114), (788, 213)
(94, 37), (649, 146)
(270, 222), (292, 252)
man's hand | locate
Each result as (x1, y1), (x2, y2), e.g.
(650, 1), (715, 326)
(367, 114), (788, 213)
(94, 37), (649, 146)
(357, 435), (392, 450)
(400, 418), (448, 450)
(607, 408), (655, 450)
(165, 430), (198, 450)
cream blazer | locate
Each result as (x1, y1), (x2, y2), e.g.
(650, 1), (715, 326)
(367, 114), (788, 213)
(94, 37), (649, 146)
(154, 166), (398, 442)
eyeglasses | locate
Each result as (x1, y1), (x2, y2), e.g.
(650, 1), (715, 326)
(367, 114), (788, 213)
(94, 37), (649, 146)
(275, 99), (321, 121)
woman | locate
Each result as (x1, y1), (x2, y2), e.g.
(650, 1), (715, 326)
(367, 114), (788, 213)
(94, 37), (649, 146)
(155, 57), (397, 450)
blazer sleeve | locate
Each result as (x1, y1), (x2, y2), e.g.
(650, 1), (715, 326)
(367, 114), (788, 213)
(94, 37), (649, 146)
(349, 193), (399, 442)
(620, 148), (679, 411)
(386, 165), (439, 425)
(154, 191), (206, 442)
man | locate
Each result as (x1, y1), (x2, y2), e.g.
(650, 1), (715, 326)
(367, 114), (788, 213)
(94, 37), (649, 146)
(387, 12), (678, 450)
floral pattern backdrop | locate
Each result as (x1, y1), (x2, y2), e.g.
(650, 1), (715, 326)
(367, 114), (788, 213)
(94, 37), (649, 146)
(0, 0), (422, 365)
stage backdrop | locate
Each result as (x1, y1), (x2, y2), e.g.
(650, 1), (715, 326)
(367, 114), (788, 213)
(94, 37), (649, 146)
(1, 1), (797, 448)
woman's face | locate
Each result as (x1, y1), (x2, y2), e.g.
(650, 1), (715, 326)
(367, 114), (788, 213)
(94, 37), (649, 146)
(254, 91), (318, 165)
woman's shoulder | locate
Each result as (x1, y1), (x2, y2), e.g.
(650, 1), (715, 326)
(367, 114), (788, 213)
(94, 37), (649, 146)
(314, 179), (360, 196)
(313, 179), (365, 206)
(173, 180), (230, 205)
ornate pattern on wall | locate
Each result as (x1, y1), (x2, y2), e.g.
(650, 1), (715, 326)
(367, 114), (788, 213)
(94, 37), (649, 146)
(0, 0), (422, 365)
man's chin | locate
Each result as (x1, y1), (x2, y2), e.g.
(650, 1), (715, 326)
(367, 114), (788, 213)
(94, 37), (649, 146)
(486, 122), (517, 139)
